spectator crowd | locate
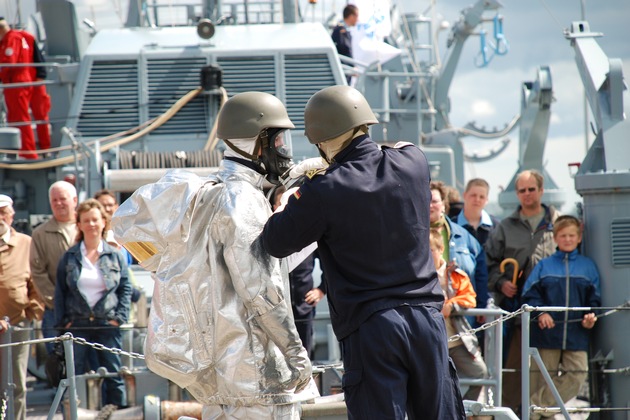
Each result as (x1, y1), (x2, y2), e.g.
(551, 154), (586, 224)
(0, 87), (602, 420)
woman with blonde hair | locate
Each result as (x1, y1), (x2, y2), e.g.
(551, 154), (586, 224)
(54, 198), (132, 407)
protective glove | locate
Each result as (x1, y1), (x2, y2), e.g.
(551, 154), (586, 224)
(288, 157), (328, 179)
(287, 347), (313, 393)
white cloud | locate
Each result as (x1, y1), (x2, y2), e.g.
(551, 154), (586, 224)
(470, 99), (496, 118)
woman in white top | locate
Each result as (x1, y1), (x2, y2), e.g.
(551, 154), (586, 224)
(54, 199), (132, 407)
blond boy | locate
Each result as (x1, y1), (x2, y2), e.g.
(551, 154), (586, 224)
(522, 215), (601, 418)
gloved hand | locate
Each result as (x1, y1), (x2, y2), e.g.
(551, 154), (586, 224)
(287, 347), (313, 393)
(288, 157), (328, 179)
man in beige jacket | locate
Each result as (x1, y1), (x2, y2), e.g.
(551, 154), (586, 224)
(30, 180), (77, 353)
(0, 194), (44, 419)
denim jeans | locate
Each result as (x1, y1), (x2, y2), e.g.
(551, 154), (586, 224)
(41, 308), (57, 354)
(68, 319), (126, 407)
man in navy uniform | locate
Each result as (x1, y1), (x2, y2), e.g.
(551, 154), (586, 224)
(259, 85), (465, 419)
(331, 5), (358, 58)
(331, 5), (358, 84)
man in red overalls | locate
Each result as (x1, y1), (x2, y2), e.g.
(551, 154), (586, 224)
(0, 18), (36, 159)
(19, 29), (51, 151)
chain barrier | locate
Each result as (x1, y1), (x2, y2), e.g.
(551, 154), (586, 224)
(446, 303), (630, 379)
(70, 336), (145, 361)
(447, 302), (630, 343)
(2, 301), (630, 420)
(448, 306), (526, 343)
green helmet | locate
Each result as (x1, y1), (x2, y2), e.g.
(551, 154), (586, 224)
(304, 85), (378, 144)
(217, 92), (294, 139)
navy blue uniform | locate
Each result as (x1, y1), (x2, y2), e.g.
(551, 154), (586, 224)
(331, 23), (352, 58)
(331, 23), (353, 84)
(289, 252), (325, 358)
(261, 135), (465, 419)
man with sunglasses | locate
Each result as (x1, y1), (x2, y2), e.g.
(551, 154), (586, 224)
(485, 169), (560, 414)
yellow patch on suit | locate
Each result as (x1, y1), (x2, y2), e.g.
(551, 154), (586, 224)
(306, 167), (327, 179)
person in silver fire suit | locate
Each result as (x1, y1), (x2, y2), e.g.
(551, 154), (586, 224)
(260, 86), (465, 419)
(111, 91), (317, 419)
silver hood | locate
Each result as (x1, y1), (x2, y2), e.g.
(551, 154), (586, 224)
(112, 161), (317, 405)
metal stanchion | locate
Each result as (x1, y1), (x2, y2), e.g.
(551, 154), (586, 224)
(0, 319), (15, 420)
(522, 309), (530, 420)
(63, 336), (79, 420)
(522, 305), (571, 420)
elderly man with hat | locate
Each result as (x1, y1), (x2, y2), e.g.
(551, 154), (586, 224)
(0, 194), (44, 419)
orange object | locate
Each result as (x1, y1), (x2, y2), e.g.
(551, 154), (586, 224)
(500, 258), (520, 284)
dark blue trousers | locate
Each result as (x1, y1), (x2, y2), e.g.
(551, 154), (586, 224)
(69, 319), (126, 407)
(42, 308), (57, 354)
(341, 305), (465, 420)
(293, 308), (315, 359)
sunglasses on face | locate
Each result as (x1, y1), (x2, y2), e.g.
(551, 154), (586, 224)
(517, 187), (537, 194)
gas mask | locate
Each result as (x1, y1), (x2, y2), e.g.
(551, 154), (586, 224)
(223, 128), (293, 185)
(258, 128), (293, 185)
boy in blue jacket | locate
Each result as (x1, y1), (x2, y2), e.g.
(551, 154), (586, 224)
(522, 215), (601, 418)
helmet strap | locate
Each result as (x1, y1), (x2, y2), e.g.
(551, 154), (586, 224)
(223, 133), (270, 175)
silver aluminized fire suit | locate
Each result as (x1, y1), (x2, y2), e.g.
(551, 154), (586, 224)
(111, 161), (317, 407)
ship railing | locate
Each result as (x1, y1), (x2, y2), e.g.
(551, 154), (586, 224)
(0, 62), (69, 93)
(355, 64), (436, 143)
(0, 61), (74, 141)
(520, 305), (572, 420)
(0, 324), (145, 420)
(4, 303), (630, 419)
(521, 305), (591, 420)
(518, 303), (630, 420)
(446, 303), (630, 419)
(143, 0), (283, 26)
(452, 307), (506, 407)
